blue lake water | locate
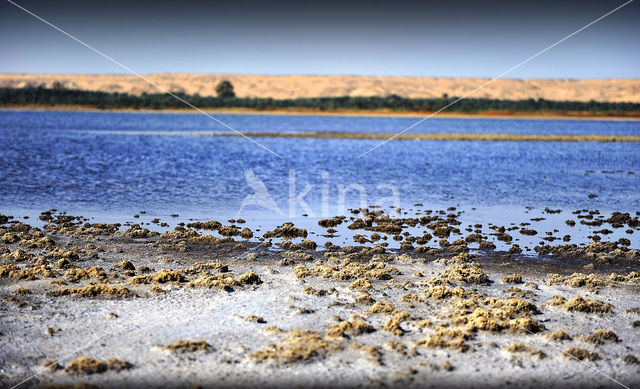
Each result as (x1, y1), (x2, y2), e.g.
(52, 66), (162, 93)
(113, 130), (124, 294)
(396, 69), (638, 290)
(1, 109), (639, 250)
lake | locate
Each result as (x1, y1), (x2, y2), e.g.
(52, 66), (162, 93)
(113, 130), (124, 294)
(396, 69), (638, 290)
(1, 109), (638, 250)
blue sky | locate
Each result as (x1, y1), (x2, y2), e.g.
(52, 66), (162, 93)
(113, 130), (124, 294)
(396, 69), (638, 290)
(1, 0), (639, 78)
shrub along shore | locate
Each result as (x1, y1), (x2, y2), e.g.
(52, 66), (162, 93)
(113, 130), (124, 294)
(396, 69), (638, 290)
(2, 86), (640, 117)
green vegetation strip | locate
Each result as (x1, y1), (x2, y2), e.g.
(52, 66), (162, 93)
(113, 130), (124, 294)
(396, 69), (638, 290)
(2, 87), (640, 116)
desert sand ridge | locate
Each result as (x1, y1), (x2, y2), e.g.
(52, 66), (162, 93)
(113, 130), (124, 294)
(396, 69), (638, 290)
(1, 73), (639, 103)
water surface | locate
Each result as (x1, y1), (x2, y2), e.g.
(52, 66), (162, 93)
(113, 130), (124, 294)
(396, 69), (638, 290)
(1, 109), (638, 250)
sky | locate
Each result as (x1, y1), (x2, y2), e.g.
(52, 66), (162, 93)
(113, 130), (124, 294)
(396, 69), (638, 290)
(1, 0), (639, 78)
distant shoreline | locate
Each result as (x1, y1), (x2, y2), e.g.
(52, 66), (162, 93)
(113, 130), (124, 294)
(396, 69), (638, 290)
(3, 105), (640, 120)
(2, 73), (639, 103)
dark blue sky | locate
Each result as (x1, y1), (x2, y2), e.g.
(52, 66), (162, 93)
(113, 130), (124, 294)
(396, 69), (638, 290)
(1, 0), (638, 78)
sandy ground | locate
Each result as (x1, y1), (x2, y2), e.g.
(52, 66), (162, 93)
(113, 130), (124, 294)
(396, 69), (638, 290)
(1, 210), (639, 389)
(1, 74), (639, 103)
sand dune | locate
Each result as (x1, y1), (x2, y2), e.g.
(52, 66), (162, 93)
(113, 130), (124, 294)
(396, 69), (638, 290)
(1, 73), (639, 102)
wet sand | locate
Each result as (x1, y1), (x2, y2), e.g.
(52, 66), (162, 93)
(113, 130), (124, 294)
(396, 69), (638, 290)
(1, 209), (639, 388)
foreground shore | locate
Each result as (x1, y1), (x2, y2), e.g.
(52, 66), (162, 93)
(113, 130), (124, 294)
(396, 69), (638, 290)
(1, 209), (639, 388)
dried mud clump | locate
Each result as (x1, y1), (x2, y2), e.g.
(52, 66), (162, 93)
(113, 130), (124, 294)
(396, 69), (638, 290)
(464, 233), (483, 243)
(161, 339), (211, 353)
(504, 343), (545, 358)
(129, 275), (153, 284)
(123, 225), (159, 239)
(114, 260), (135, 271)
(281, 250), (312, 262)
(47, 248), (81, 262)
(437, 264), (490, 284)
(608, 271), (640, 283)
(383, 311), (411, 336)
(452, 307), (545, 334)
(44, 221), (120, 237)
(361, 301), (411, 336)
(64, 357), (132, 375)
(238, 272), (262, 285)
(250, 329), (338, 364)
(483, 297), (539, 316)
(188, 274), (240, 291)
(424, 285), (467, 300)
(509, 317), (545, 334)
(4, 249), (36, 262)
(192, 262), (229, 273)
(584, 329), (619, 344)
(564, 347), (599, 361)
(246, 315), (266, 324)
(159, 227), (199, 243)
(365, 301), (397, 315)
(318, 218), (342, 228)
(546, 330), (572, 341)
(303, 286), (328, 296)
(355, 294), (376, 305)
(186, 220), (222, 230)
(546, 273), (606, 288)
(546, 295), (567, 306)
(14, 286), (32, 295)
(479, 241), (496, 250)
(536, 240), (639, 262)
(187, 271), (260, 290)
(325, 319), (375, 339)
(299, 240), (317, 250)
(240, 227), (254, 239)
(294, 261), (400, 282)
(105, 359), (134, 372)
(351, 343), (383, 365)
(43, 360), (61, 372)
(564, 296), (612, 314)
(626, 307), (640, 314)
(64, 358), (107, 375)
(501, 273), (523, 284)
(149, 285), (166, 294)
(64, 267), (107, 282)
(0, 264), (35, 280)
(505, 286), (530, 298)
(263, 222), (308, 239)
(31, 264), (58, 278)
(434, 327), (472, 341)
(416, 335), (468, 352)
(218, 225), (241, 237)
(152, 270), (186, 283)
(349, 278), (373, 292)
(401, 293), (420, 303)
(49, 284), (137, 298)
(496, 232), (512, 243)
